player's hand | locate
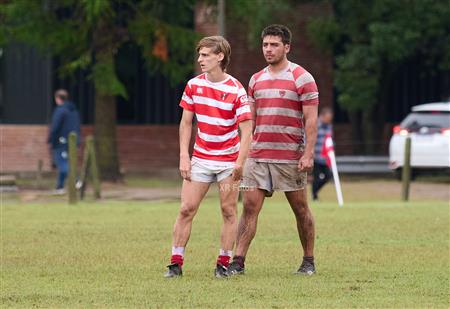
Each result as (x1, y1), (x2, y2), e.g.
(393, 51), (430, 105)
(298, 153), (314, 173)
(231, 164), (243, 181)
(179, 155), (191, 181)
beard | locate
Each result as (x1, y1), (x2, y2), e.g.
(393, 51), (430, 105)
(265, 54), (284, 65)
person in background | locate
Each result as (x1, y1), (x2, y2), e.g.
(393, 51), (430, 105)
(47, 89), (81, 194)
(312, 107), (334, 201)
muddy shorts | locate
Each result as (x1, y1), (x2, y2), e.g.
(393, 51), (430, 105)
(241, 158), (307, 196)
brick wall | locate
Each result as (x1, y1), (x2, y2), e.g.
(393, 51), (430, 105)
(1, 125), (180, 173)
(0, 123), (392, 173)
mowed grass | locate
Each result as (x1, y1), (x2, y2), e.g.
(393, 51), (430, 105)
(1, 192), (449, 308)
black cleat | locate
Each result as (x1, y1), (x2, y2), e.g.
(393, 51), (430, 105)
(214, 264), (228, 278)
(164, 263), (182, 278)
(296, 260), (316, 276)
(227, 261), (245, 276)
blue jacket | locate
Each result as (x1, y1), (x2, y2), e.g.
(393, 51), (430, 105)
(47, 101), (81, 150)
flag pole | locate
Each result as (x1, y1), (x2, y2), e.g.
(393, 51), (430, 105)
(328, 149), (344, 207)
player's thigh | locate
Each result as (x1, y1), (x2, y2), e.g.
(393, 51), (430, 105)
(284, 189), (309, 214)
(242, 188), (266, 217)
(180, 180), (211, 212)
(218, 176), (239, 211)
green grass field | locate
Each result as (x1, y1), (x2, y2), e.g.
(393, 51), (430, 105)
(1, 189), (449, 308)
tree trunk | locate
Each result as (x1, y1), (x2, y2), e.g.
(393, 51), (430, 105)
(94, 91), (121, 181)
(92, 17), (122, 182)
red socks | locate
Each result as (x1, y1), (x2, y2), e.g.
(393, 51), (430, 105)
(217, 255), (231, 267)
(171, 254), (184, 266)
(170, 250), (232, 268)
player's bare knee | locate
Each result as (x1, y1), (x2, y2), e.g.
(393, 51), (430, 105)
(220, 203), (237, 222)
(179, 203), (197, 220)
(222, 210), (237, 223)
(292, 200), (309, 217)
(242, 200), (259, 218)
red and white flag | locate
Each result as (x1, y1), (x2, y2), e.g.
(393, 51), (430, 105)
(321, 133), (334, 168)
(320, 133), (344, 207)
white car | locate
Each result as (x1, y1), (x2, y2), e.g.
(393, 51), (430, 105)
(389, 102), (450, 175)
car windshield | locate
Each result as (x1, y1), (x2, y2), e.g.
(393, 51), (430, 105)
(401, 112), (450, 132)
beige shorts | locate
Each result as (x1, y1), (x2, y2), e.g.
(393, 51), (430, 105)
(241, 159), (307, 195)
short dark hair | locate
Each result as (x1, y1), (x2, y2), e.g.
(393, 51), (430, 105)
(54, 89), (69, 101)
(261, 24), (292, 45)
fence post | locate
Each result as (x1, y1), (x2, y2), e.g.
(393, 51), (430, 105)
(79, 137), (90, 200)
(36, 159), (43, 187)
(401, 137), (411, 201)
(68, 132), (78, 204)
(87, 136), (101, 199)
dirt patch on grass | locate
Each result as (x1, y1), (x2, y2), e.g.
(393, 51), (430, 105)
(4, 178), (448, 204)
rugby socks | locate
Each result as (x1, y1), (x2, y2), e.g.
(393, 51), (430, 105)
(217, 249), (233, 267)
(171, 246), (185, 266)
(232, 255), (245, 268)
(303, 256), (314, 265)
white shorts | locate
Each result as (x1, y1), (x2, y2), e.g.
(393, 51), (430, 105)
(190, 157), (234, 183)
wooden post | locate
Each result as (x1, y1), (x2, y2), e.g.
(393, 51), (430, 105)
(36, 159), (43, 187)
(68, 132), (78, 204)
(401, 137), (411, 201)
(88, 136), (101, 199)
(79, 138), (90, 200)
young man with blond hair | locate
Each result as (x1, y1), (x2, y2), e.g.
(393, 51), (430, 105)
(228, 24), (319, 276)
(164, 36), (253, 278)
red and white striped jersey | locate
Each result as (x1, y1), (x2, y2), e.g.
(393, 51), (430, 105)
(248, 62), (319, 163)
(180, 73), (252, 165)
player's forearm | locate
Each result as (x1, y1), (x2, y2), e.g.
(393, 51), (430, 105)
(304, 115), (317, 157)
(249, 102), (256, 133)
(179, 120), (192, 158)
(236, 120), (253, 166)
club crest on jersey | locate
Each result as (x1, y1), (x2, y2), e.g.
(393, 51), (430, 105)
(279, 90), (286, 97)
(221, 93), (228, 101)
(197, 87), (203, 94)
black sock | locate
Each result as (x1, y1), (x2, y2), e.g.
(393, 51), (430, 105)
(303, 256), (314, 265)
(233, 255), (245, 268)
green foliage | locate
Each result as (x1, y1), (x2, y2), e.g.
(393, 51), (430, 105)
(80, 0), (113, 24)
(128, 0), (199, 85)
(226, 0), (295, 47)
(307, 0), (450, 111)
(307, 17), (340, 52)
(0, 0), (199, 97)
(92, 60), (128, 98)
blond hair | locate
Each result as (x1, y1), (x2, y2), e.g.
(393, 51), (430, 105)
(196, 36), (231, 71)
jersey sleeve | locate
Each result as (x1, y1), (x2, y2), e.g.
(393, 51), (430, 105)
(179, 82), (194, 111)
(235, 83), (252, 123)
(295, 71), (319, 106)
